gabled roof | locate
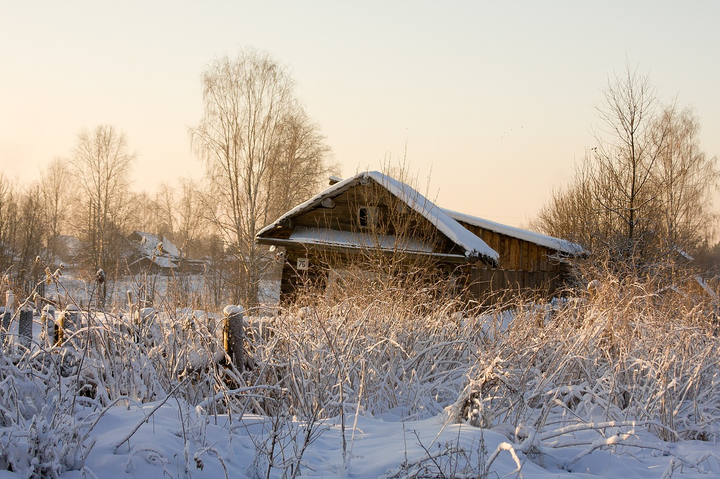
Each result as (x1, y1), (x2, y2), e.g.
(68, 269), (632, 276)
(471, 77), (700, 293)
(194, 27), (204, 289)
(256, 171), (499, 263)
(444, 209), (585, 256)
(131, 231), (182, 259)
(129, 231), (181, 269)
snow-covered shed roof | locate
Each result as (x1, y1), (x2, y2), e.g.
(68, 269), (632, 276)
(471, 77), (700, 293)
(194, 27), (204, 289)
(289, 226), (434, 254)
(129, 231), (181, 269)
(132, 231), (181, 259)
(443, 209), (585, 256)
(257, 171), (499, 263)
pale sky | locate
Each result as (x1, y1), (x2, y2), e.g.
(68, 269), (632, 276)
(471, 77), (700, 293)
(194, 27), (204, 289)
(1, 1), (718, 228)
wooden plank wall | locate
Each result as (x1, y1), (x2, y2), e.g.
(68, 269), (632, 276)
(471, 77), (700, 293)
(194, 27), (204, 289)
(457, 221), (565, 274)
(469, 266), (563, 302)
(456, 220), (569, 299)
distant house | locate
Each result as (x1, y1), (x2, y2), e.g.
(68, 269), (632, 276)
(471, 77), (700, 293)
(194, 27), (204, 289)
(256, 171), (583, 303)
(127, 232), (182, 274)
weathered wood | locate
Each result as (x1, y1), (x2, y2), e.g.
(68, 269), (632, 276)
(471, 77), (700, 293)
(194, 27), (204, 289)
(260, 175), (578, 303)
(0, 307), (10, 344)
(18, 306), (33, 347)
(42, 304), (56, 347)
(224, 305), (245, 371)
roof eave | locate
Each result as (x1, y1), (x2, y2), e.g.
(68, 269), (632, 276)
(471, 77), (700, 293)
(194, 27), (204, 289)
(257, 236), (495, 265)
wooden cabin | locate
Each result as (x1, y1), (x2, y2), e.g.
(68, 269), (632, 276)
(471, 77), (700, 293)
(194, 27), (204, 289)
(256, 171), (583, 303)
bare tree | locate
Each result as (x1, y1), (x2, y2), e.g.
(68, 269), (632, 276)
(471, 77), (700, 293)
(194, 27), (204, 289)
(173, 178), (206, 258)
(70, 125), (136, 299)
(533, 65), (718, 276)
(589, 66), (663, 258)
(0, 174), (19, 270)
(16, 182), (45, 288)
(265, 110), (336, 220)
(40, 158), (74, 263)
(0, 177), (46, 294)
(651, 103), (718, 255)
(532, 158), (599, 247)
(190, 49), (333, 307)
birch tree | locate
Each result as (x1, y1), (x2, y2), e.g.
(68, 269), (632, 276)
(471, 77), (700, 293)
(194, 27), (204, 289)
(534, 66), (718, 275)
(651, 103), (718, 255)
(70, 125), (135, 299)
(40, 158), (73, 262)
(190, 49), (333, 307)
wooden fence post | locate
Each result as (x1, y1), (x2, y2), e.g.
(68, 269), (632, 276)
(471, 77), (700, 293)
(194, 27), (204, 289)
(0, 306), (10, 344)
(223, 305), (245, 371)
(59, 304), (80, 346)
(42, 305), (56, 347)
(5, 290), (13, 310)
(18, 305), (33, 348)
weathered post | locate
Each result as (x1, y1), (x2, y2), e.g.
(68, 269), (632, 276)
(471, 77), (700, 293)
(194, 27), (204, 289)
(18, 305), (33, 348)
(42, 305), (56, 347)
(5, 290), (14, 310)
(0, 306), (10, 344)
(223, 305), (245, 371)
(59, 304), (80, 346)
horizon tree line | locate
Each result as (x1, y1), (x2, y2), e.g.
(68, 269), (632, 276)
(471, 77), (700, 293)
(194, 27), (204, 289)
(0, 48), (336, 308)
(1, 60), (718, 306)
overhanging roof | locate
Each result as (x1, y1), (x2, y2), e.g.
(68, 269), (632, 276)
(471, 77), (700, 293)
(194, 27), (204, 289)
(256, 171), (500, 264)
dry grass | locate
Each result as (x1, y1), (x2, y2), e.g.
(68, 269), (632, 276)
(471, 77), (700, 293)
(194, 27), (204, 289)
(2, 264), (720, 476)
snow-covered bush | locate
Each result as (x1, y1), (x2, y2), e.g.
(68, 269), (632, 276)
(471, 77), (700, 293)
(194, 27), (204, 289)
(445, 271), (720, 472)
(0, 275), (243, 476)
(4, 261), (720, 477)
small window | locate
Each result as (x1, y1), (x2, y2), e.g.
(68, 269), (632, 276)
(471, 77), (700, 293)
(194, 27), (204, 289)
(358, 206), (379, 228)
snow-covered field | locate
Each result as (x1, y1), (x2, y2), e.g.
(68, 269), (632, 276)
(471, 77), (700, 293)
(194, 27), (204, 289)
(2, 274), (720, 478)
(3, 399), (718, 479)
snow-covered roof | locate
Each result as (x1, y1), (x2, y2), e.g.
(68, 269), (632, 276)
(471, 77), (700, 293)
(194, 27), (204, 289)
(128, 255), (178, 269)
(443, 209), (585, 256)
(257, 171), (499, 263)
(290, 226), (435, 254)
(130, 231), (181, 269)
(133, 231), (182, 260)
(160, 237), (181, 258)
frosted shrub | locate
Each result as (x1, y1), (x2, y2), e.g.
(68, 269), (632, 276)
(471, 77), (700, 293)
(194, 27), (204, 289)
(0, 281), (241, 476)
(451, 271), (720, 446)
(246, 271), (489, 421)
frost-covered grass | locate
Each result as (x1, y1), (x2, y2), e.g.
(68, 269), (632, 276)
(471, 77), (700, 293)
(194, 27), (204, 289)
(1, 270), (720, 477)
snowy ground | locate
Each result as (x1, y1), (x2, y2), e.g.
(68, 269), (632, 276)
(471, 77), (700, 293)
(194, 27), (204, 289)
(3, 275), (720, 478)
(1, 399), (718, 479)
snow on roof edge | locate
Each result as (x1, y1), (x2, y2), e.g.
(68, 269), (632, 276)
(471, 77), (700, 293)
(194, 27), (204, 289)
(257, 171), (584, 258)
(364, 172), (498, 262)
(443, 209), (585, 256)
(256, 174), (363, 237)
(289, 226), (435, 254)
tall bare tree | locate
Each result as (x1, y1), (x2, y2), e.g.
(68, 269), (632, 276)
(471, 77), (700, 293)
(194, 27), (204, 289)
(190, 49), (334, 306)
(651, 103), (718, 254)
(589, 66), (664, 256)
(0, 174), (19, 270)
(16, 182), (45, 288)
(534, 66), (718, 276)
(173, 178), (206, 258)
(70, 125), (135, 299)
(40, 158), (74, 263)
(265, 110), (335, 220)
